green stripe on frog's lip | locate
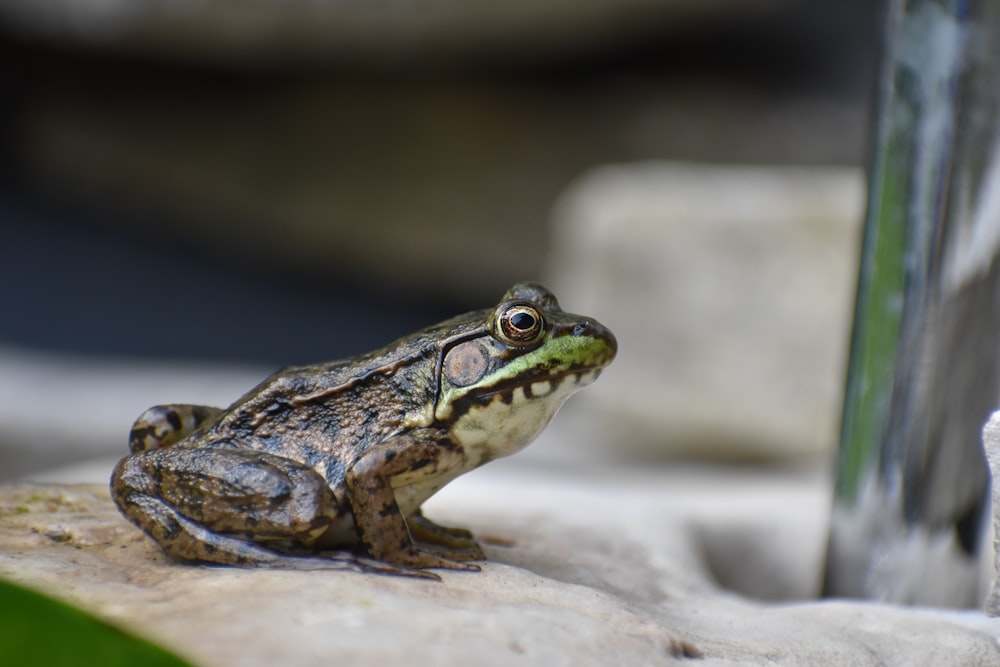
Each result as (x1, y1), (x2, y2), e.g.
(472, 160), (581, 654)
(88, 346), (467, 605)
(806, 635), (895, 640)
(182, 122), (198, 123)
(494, 326), (614, 373)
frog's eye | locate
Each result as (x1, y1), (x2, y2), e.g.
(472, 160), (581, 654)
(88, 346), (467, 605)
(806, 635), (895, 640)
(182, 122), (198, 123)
(496, 303), (544, 346)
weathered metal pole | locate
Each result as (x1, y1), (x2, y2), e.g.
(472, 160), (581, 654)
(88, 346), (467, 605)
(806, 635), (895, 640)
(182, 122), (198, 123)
(824, 0), (1000, 607)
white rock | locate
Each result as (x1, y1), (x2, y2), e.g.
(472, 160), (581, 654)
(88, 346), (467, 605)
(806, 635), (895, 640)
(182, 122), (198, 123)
(547, 161), (865, 461)
(2, 460), (998, 666)
(0, 344), (266, 480)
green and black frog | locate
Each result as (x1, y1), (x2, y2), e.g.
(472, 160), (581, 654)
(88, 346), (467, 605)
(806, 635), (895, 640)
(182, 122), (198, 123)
(111, 282), (616, 578)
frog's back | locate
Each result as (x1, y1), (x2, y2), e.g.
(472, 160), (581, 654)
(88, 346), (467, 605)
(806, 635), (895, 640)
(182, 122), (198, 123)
(194, 311), (489, 482)
(260, 308), (490, 399)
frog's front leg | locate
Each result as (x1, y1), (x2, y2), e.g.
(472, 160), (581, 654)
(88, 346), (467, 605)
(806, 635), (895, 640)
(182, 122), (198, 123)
(347, 432), (483, 571)
(110, 447), (434, 578)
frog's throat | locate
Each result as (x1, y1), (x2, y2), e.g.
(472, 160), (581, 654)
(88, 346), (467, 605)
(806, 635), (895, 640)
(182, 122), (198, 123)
(439, 368), (599, 464)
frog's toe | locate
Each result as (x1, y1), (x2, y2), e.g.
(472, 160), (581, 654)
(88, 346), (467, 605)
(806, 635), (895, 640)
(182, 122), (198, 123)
(408, 514), (475, 541)
(439, 525), (474, 539)
(407, 513), (480, 552)
(461, 542), (487, 561)
(417, 540), (486, 562)
(397, 548), (482, 572)
(280, 552), (443, 580)
(365, 562), (444, 580)
(436, 559), (482, 572)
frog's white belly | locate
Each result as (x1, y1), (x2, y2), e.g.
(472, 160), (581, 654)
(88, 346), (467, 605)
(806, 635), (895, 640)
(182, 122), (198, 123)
(452, 370), (596, 463)
(391, 370), (597, 516)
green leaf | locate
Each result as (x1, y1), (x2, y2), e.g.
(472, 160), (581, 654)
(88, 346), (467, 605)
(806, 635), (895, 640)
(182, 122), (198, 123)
(0, 578), (195, 667)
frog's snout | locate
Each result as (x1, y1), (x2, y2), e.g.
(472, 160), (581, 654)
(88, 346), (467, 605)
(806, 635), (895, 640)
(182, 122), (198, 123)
(572, 318), (617, 364)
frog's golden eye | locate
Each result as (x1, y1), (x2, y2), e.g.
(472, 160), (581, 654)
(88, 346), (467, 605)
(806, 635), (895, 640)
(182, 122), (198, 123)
(496, 303), (544, 346)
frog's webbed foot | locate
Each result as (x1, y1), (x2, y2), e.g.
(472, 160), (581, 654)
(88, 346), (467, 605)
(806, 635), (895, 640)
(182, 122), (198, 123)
(134, 494), (438, 579)
(407, 510), (486, 562)
(257, 549), (442, 580)
(389, 548), (482, 573)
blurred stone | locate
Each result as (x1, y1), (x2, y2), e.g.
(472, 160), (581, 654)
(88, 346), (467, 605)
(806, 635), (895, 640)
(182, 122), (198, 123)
(547, 162), (864, 461)
(0, 344), (266, 481)
(2, 463), (998, 666)
(983, 411), (1000, 616)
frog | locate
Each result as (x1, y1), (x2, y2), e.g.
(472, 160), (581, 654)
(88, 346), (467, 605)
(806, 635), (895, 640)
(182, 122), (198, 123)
(111, 282), (616, 579)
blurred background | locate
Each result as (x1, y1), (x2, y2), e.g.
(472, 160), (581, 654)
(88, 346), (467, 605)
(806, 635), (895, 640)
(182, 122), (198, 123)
(0, 0), (878, 480)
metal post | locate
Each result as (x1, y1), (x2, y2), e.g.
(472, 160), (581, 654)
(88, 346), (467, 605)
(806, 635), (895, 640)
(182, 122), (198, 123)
(824, 0), (1000, 607)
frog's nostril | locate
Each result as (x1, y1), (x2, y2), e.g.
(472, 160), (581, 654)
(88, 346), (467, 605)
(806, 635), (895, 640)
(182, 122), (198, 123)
(573, 322), (590, 336)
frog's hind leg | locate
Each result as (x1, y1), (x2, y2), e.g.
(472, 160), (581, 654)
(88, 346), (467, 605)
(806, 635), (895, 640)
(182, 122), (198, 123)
(111, 447), (436, 578)
(129, 404), (224, 453)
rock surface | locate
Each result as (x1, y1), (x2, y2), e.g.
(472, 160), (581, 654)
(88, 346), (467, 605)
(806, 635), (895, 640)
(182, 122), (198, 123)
(2, 461), (998, 666)
(547, 162), (864, 462)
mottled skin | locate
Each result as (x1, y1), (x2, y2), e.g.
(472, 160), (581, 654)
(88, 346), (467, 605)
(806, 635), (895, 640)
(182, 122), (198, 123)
(111, 283), (616, 579)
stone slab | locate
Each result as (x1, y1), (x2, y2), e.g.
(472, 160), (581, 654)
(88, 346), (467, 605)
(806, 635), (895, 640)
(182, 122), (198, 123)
(2, 461), (998, 666)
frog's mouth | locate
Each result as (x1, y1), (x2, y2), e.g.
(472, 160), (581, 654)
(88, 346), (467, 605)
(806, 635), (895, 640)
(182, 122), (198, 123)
(474, 365), (606, 405)
(522, 367), (605, 400)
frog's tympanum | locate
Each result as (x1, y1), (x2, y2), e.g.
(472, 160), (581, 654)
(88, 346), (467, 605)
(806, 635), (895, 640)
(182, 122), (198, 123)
(111, 283), (616, 578)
